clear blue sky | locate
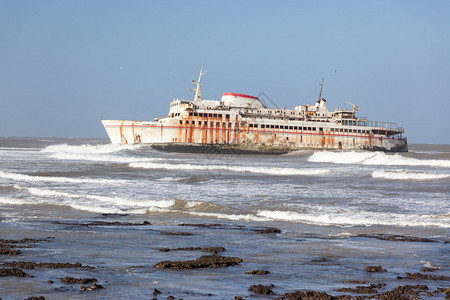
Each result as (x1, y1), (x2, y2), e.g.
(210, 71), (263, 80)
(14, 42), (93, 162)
(1, 0), (449, 144)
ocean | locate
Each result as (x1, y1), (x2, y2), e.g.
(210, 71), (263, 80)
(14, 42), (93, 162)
(0, 137), (449, 299)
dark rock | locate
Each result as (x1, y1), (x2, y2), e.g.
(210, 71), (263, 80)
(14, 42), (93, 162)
(357, 234), (438, 243)
(275, 290), (346, 300)
(234, 297), (244, 300)
(252, 227), (281, 234)
(0, 249), (21, 255)
(249, 284), (275, 295)
(397, 272), (448, 281)
(153, 288), (162, 295)
(60, 276), (98, 284)
(158, 246), (225, 254)
(167, 296), (175, 300)
(160, 231), (193, 236)
(364, 265), (386, 272)
(311, 257), (330, 262)
(0, 238), (48, 244)
(336, 283), (385, 294)
(47, 280), (53, 284)
(372, 285), (428, 298)
(24, 297), (45, 300)
(0, 267), (32, 277)
(341, 280), (368, 284)
(53, 220), (151, 226)
(420, 267), (439, 272)
(153, 254), (242, 269)
(2, 261), (94, 269)
(80, 283), (104, 291)
(179, 223), (223, 228)
(245, 270), (270, 275)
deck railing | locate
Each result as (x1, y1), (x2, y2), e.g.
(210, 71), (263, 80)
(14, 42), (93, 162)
(342, 119), (403, 132)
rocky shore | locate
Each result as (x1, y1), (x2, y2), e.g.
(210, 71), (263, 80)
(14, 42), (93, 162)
(1, 221), (449, 299)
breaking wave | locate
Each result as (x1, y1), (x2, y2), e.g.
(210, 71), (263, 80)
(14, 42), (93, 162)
(129, 162), (330, 176)
(15, 186), (175, 209)
(0, 170), (129, 185)
(308, 151), (450, 167)
(372, 170), (449, 180)
(41, 143), (161, 163)
(257, 210), (450, 228)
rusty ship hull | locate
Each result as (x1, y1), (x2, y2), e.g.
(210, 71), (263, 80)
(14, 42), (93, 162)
(102, 68), (407, 153)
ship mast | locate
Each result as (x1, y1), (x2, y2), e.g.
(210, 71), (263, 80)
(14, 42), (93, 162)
(189, 65), (207, 102)
(318, 77), (324, 102)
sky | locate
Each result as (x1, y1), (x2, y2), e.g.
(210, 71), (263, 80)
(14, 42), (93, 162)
(1, 0), (449, 144)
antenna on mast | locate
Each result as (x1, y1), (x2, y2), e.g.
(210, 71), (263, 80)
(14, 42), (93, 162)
(189, 65), (207, 102)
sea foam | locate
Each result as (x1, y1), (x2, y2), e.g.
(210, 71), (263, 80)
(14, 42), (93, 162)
(372, 170), (449, 180)
(129, 162), (330, 176)
(308, 151), (450, 167)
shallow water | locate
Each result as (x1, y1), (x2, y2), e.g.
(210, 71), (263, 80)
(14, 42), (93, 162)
(0, 137), (449, 299)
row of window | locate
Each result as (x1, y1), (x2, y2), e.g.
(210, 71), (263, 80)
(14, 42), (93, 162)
(178, 120), (370, 133)
(189, 112), (231, 118)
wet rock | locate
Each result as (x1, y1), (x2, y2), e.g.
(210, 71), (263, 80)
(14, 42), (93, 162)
(100, 213), (129, 217)
(248, 284), (275, 295)
(364, 265), (386, 272)
(160, 231), (193, 236)
(80, 283), (104, 291)
(275, 290), (346, 300)
(60, 276), (98, 284)
(341, 280), (368, 284)
(245, 270), (270, 275)
(0, 267), (32, 277)
(24, 297), (45, 300)
(167, 296), (175, 300)
(178, 223), (281, 234)
(153, 254), (242, 269)
(2, 261), (94, 269)
(158, 246), (226, 254)
(357, 234), (438, 243)
(0, 238), (50, 244)
(372, 285), (428, 298)
(252, 227), (281, 234)
(0, 249), (21, 255)
(234, 297), (244, 300)
(420, 266), (439, 272)
(397, 272), (448, 281)
(153, 288), (162, 295)
(336, 283), (385, 294)
(53, 221), (151, 227)
(47, 280), (53, 284)
(311, 257), (330, 262)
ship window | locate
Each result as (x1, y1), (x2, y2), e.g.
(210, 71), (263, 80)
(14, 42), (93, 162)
(289, 126), (293, 130)
(198, 121), (201, 125)
(260, 125), (265, 128)
(210, 122), (214, 126)
(294, 126), (298, 130)
(194, 113), (198, 116)
(222, 122), (225, 126)
(331, 128), (334, 132)
(254, 124), (258, 128)
(249, 124), (253, 128)
(186, 121), (189, 124)
(358, 130), (361, 133)
(179, 120), (182, 124)
(216, 122), (220, 126)
(213, 114), (217, 117)
(312, 127), (316, 131)
(274, 125), (278, 129)
(189, 113), (193, 116)
(226, 114), (230, 119)
(218, 114), (222, 118)
(319, 128), (323, 131)
(308, 127), (311, 131)
(344, 129), (348, 132)
(271, 125), (274, 128)
(198, 113), (202, 117)
(192, 121), (195, 125)
(340, 129), (343, 132)
(208, 113), (213, 117)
